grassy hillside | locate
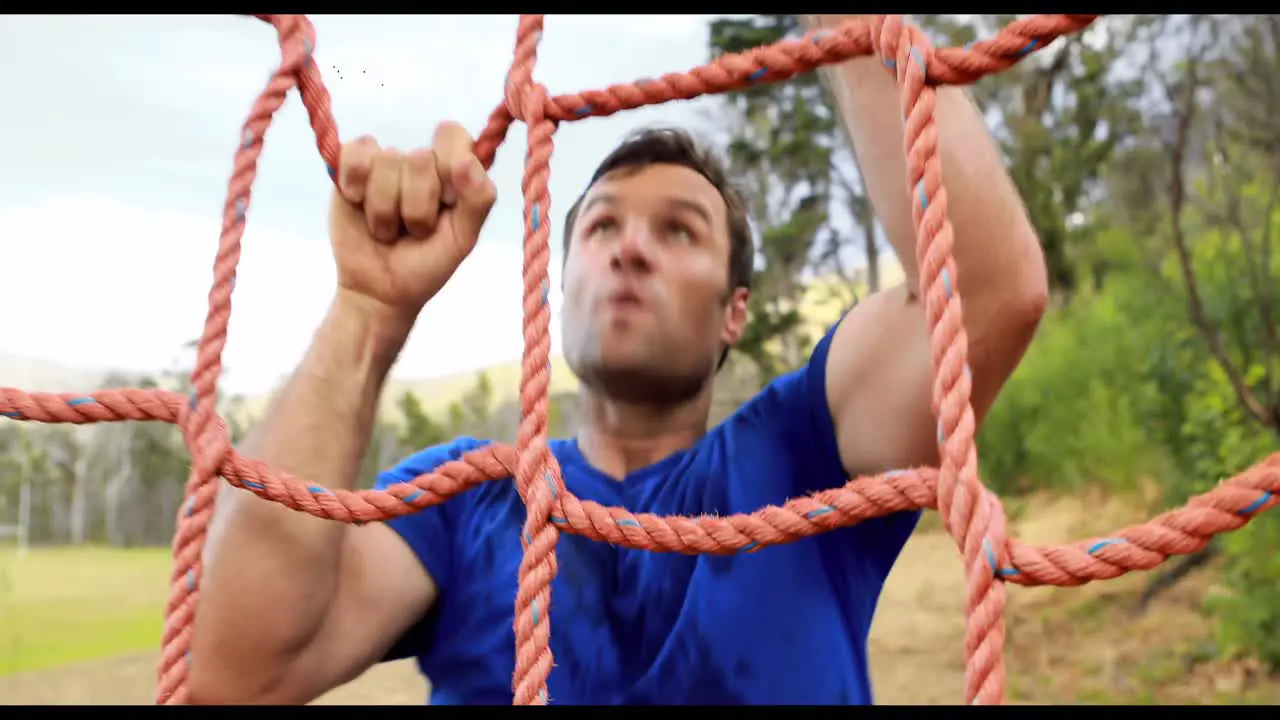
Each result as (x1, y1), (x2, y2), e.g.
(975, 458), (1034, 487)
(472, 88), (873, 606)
(233, 266), (902, 426)
(0, 353), (110, 393)
(4, 261), (904, 431)
(232, 355), (582, 427)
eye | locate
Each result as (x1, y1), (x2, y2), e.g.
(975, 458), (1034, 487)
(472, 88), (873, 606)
(666, 221), (695, 243)
(585, 216), (619, 237)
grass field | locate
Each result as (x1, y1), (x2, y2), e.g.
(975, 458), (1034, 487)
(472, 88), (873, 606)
(0, 547), (169, 676)
(1, 493), (1277, 705)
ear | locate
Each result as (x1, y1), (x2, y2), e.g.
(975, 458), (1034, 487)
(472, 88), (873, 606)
(720, 287), (750, 348)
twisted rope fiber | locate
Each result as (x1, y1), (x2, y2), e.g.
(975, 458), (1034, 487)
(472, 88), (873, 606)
(2, 12), (1278, 705)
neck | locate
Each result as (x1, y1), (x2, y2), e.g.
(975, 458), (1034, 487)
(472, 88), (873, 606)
(575, 382), (713, 480)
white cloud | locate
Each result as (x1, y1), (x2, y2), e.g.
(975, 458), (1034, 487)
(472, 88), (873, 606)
(0, 14), (733, 396)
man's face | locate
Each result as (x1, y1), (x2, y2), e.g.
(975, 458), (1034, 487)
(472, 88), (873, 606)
(561, 163), (748, 404)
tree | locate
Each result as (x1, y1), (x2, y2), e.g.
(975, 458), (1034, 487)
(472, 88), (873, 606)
(460, 371), (494, 433)
(916, 14), (1147, 297)
(1110, 14), (1280, 442)
(1076, 14), (1280, 661)
(398, 390), (448, 450)
(709, 14), (841, 382)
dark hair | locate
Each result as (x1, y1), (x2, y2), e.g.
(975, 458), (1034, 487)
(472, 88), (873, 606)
(562, 127), (755, 369)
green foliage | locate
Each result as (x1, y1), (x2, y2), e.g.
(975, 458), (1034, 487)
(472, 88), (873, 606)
(398, 390), (448, 450)
(702, 18), (1280, 670)
(977, 278), (1176, 497)
(962, 14), (1280, 670)
(1212, 514), (1280, 668)
(916, 15), (1148, 295)
(980, 200), (1279, 669)
(396, 370), (497, 451)
(460, 371), (494, 432)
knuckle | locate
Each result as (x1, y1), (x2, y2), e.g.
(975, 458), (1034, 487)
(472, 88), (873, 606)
(338, 137), (384, 199)
(432, 120), (472, 144)
(431, 121), (474, 161)
(479, 178), (498, 207)
(407, 148), (436, 171)
(341, 136), (377, 168)
(366, 161), (397, 211)
(403, 150), (439, 203)
(346, 134), (379, 152)
(405, 150), (439, 193)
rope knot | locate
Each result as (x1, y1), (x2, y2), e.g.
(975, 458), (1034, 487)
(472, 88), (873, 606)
(503, 15), (546, 124)
(872, 15), (938, 85)
(176, 396), (233, 478)
(506, 81), (550, 125)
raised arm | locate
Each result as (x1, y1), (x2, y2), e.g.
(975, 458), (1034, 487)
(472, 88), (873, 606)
(188, 123), (496, 704)
(809, 15), (1049, 475)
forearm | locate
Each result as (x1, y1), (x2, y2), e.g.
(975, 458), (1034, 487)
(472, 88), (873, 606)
(815, 24), (1043, 299)
(193, 290), (413, 684)
(813, 16), (1047, 445)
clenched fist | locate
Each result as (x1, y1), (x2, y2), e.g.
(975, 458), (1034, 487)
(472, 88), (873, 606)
(330, 121), (497, 320)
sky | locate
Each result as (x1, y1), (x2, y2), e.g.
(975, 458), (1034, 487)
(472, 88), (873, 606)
(0, 14), (738, 396)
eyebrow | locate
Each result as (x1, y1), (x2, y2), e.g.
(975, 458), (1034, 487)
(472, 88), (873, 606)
(579, 193), (714, 227)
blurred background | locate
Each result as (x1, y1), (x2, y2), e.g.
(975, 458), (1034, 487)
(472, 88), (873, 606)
(0, 14), (1277, 705)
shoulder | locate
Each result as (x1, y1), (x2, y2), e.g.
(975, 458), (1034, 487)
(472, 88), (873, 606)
(375, 436), (495, 488)
(720, 324), (843, 489)
(372, 437), (504, 594)
(717, 322), (920, 575)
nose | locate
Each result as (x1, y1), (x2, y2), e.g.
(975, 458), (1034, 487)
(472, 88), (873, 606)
(609, 220), (654, 274)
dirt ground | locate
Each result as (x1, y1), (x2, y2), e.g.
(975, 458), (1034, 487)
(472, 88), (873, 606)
(2, 493), (1276, 705)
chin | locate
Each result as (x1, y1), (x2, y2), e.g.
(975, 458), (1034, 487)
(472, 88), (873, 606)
(575, 350), (712, 405)
(590, 353), (653, 379)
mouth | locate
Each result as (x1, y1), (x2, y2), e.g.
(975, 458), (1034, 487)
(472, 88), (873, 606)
(606, 288), (644, 310)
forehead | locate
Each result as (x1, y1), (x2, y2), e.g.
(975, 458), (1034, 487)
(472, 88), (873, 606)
(580, 163), (727, 226)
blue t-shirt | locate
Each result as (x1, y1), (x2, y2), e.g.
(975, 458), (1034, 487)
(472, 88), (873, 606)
(375, 325), (920, 705)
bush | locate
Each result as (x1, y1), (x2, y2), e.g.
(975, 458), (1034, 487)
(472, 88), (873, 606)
(978, 281), (1173, 498)
(979, 264), (1280, 670)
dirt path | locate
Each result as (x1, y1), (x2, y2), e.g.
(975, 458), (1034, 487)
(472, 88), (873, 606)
(0, 526), (968, 705)
(867, 526), (968, 703)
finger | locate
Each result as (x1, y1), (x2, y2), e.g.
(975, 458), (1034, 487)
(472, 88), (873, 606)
(432, 120), (480, 207)
(431, 121), (497, 247)
(399, 149), (440, 239)
(448, 153), (498, 249)
(365, 149), (404, 243)
(338, 135), (380, 205)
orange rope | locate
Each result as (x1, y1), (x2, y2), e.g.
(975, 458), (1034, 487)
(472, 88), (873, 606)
(2, 12), (1278, 706)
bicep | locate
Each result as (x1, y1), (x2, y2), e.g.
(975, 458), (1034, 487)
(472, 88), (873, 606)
(826, 282), (1042, 476)
(276, 522), (438, 702)
(827, 286), (936, 475)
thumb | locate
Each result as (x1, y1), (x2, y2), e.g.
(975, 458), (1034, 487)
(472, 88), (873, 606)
(445, 154), (497, 249)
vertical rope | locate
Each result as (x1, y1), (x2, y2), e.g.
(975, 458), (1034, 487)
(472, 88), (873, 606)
(876, 16), (1010, 704)
(156, 15), (318, 705)
(504, 14), (565, 706)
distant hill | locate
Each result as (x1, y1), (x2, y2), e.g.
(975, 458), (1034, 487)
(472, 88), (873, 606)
(231, 355), (583, 427)
(4, 260), (904, 434)
(0, 352), (114, 393)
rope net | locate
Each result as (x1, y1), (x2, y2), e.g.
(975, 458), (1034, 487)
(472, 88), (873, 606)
(2, 13), (1278, 707)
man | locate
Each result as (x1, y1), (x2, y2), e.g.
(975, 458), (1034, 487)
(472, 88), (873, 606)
(189, 16), (1047, 706)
